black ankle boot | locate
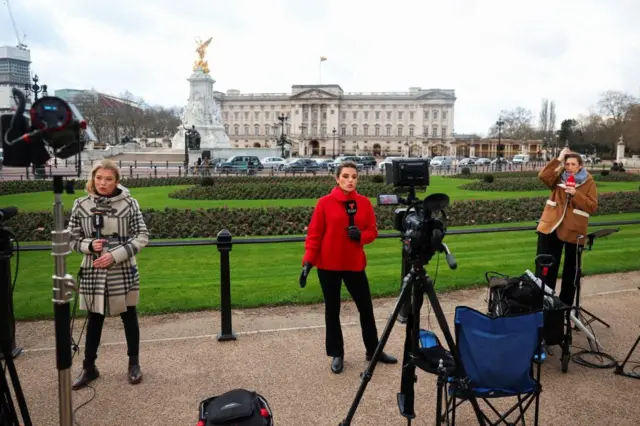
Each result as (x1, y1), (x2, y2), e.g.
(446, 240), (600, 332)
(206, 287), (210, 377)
(331, 356), (344, 374)
(128, 356), (143, 385)
(72, 362), (99, 390)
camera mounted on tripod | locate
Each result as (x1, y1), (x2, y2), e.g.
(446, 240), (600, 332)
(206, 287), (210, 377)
(377, 158), (456, 268)
(1, 87), (88, 174)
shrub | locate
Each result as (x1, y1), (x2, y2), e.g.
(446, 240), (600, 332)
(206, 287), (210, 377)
(8, 191), (640, 241)
(200, 177), (215, 186)
(600, 170), (610, 177)
(483, 175), (495, 183)
(371, 174), (385, 183)
(0, 175), (383, 196)
(448, 171), (539, 180)
(168, 182), (393, 200)
(461, 167), (471, 176)
(461, 177), (545, 192)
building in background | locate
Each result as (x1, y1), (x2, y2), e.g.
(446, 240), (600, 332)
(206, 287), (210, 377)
(218, 85), (457, 157)
(0, 45), (31, 113)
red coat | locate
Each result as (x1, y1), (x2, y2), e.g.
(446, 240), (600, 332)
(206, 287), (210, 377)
(302, 187), (378, 271)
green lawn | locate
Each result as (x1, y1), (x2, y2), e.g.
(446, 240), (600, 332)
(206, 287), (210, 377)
(12, 213), (640, 320)
(2, 177), (637, 211)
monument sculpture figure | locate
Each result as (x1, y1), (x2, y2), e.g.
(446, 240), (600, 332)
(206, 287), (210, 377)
(172, 36), (230, 151)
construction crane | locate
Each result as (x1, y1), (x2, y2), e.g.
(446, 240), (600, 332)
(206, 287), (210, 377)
(4, 0), (28, 50)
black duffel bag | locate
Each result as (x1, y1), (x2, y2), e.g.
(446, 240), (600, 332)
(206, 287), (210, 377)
(487, 273), (544, 317)
(199, 389), (273, 426)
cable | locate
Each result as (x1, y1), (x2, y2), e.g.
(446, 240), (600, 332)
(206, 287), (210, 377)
(569, 313), (617, 369)
(72, 384), (96, 426)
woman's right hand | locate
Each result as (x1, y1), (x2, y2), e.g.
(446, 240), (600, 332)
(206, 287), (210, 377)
(557, 147), (571, 162)
(91, 239), (108, 252)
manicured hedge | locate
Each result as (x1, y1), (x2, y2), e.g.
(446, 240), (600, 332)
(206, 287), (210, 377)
(7, 191), (640, 241)
(169, 182), (392, 200)
(459, 177), (546, 192)
(0, 175), (383, 196)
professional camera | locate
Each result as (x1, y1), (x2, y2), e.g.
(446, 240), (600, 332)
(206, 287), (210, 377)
(1, 88), (87, 169)
(377, 158), (452, 265)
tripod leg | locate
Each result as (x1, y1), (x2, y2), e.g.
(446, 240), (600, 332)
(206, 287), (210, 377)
(422, 274), (487, 426)
(579, 308), (611, 328)
(398, 277), (422, 420)
(0, 360), (20, 426)
(614, 334), (640, 379)
(339, 273), (414, 426)
(1, 351), (33, 426)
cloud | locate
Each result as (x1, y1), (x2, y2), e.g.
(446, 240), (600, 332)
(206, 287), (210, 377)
(1, 0), (638, 135)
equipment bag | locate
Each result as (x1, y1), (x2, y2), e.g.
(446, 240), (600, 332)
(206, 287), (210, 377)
(488, 273), (543, 317)
(200, 389), (273, 426)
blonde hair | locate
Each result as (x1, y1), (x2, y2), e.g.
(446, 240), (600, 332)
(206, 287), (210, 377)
(86, 159), (121, 195)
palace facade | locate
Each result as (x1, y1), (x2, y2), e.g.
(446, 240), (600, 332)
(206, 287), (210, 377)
(216, 84), (459, 157)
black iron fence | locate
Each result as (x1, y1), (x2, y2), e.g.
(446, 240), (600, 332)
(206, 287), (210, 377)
(17, 219), (640, 341)
(3, 158), (606, 181)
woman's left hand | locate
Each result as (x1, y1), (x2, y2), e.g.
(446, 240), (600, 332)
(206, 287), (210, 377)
(565, 187), (576, 196)
(93, 253), (115, 269)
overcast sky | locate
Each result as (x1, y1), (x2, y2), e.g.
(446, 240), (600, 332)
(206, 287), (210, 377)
(2, 0), (639, 135)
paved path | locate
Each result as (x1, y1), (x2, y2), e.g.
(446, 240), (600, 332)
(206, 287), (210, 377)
(10, 272), (640, 425)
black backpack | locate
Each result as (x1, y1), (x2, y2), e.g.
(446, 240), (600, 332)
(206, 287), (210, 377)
(199, 389), (273, 426)
(488, 273), (543, 317)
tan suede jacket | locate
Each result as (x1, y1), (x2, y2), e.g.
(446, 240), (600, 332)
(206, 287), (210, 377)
(536, 159), (598, 245)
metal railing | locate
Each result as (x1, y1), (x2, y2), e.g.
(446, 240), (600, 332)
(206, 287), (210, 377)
(17, 219), (640, 340)
(2, 159), (578, 181)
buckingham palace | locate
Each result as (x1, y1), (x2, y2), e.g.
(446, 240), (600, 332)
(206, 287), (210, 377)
(217, 84), (458, 157)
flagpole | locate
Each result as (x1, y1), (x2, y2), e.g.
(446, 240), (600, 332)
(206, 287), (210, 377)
(319, 60), (322, 84)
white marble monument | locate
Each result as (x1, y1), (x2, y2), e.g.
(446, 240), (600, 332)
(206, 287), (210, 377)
(171, 37), (231, 151)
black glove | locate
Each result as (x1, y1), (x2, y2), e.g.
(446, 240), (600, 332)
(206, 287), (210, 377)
(347, 225), (361, 242)
(299, 262), (313, 288)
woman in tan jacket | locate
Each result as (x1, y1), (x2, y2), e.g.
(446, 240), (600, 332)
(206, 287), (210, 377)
(536, 147), (598, 306)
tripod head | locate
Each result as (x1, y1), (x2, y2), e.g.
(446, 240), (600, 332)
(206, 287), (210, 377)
(583, 228), (619, 251)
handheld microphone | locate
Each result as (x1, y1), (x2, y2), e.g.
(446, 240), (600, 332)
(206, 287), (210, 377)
(566, 174), (576, 200)
(345, 200), (357, 227)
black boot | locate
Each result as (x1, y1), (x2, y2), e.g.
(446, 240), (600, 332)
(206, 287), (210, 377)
(72, 362), (99, 390)
(366, 352), (397, 364)
(128, 356), (143, 385)
(331, 356), (344, 374)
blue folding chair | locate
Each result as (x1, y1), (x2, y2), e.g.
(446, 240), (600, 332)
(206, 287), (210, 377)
(437, 306), (544, 426)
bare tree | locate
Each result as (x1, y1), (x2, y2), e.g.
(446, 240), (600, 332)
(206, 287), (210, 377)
(73, 92), (109, 144)
(596, 90), (638, 152)
(539, 99), (549, 134)
(548, 100), (556, 136)
(488, 107), (537, 140)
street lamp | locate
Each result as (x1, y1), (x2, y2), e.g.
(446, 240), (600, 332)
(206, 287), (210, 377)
(332, 127), (337, 158)
(496, 117), (505, 171)
(276, 113), (289, 158)
(24, 74), (48, 101)
(183, 125), (197, 170)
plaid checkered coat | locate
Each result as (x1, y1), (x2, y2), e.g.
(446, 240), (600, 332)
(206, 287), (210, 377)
(68, 186), (149, 315)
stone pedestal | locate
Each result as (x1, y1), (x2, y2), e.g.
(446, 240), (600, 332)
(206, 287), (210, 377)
(171, 70), (230, 150)
(616, 136), (625, 163)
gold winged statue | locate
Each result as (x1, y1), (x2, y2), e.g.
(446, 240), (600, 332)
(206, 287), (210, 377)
(193, 36), (213, 74)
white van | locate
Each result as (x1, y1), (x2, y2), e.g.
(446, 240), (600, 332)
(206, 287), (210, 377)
(512, 154), (530, 164)
(430, 156), (454, 167)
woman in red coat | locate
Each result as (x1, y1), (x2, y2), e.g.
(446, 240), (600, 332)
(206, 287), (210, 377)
(302, 161), (397, 374)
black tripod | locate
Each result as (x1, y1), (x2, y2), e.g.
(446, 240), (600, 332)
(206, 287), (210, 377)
(614, 331), (640, 380)
(339, 261), (486, 426)
(0, 212), (32, 426)
(573, 229), (618, 331)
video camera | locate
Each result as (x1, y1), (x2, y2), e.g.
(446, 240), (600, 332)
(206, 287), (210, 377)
(377, 158), (454, 266)
(1, 88), (87, 170)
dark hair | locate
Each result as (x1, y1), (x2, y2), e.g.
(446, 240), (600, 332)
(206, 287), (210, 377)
(336, 161), (359, 177)
(565, 153), (583, 166)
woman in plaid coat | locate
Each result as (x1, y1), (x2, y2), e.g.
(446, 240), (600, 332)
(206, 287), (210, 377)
(68, 159), (149, 390)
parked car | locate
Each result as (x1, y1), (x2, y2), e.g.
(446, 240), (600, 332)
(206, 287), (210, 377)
(282, 158), (322, 173)
(357, 156), (377, 168)
(328, 156), (364, 171)
(474, 158), (491, 165)
(261, 156), (286, 169)
(512, 154), (530, 164)
(315, 158), (336, 170)
(458, 157), (477, 166)
(378, 156), (403, 171)
(216, 156), (263, 172)
(430, 156), (455, 167)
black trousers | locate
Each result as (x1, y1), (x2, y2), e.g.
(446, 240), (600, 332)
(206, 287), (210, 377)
(318, 269), (379, 358)
(84, 306), (140, 369)
(536, 231), (580, 306)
